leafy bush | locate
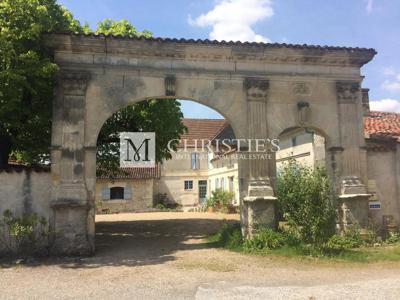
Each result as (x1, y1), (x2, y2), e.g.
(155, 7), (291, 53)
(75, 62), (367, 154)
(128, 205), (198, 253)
(0, 210), (49, 257)
(325, 234), (361, 251)
(206, 189), (235, 212)
(155, 203), (166, 210)
(244, 228), (285, 250)
(213, 223), (243, 249)
(387, 232), (400, 244)
(153, 193), (181, 210)
(277, 159), (337, 246)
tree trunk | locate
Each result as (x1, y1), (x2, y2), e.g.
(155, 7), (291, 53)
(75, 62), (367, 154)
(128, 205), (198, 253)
(0, 134), (11, 169)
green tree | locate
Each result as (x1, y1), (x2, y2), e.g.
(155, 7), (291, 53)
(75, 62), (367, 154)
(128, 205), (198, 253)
(95, 19), (152, 38)
(0, 0), (83, 167)
(0, 1), (184, 170)
(276, 159), (337, 246)
(97, 100), (187, 176)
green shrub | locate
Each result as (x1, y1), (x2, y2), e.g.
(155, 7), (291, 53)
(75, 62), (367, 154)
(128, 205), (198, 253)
(214, 223), (243, 249)
(277, 159), (336, 246)
(325, 234), (361, 251)
(244, 228), (285, 250)
(155, 203), (166, 210)
(387, 232), (400, 244)
(281, 230), (303, 247)
(206, 189), (235, 211)
(0, 210), (49, 257)
(206, 196), (218, 209)
(361, 229), (378, 245)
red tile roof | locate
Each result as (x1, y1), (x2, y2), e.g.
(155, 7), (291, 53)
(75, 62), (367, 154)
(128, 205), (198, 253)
(0, 160), (50, 173)
(178, 118), (229, 148)
(98, 165), (161, 180)
(364, 111), (400, 142)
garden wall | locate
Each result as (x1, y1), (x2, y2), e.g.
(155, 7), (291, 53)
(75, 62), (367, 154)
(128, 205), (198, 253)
(0, 169), (52, 222)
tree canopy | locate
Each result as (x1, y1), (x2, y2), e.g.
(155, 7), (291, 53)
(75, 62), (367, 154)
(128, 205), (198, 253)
(95, 19), (152, 38)
(97, 100), (187, 176)
(0, 0), (84, 167)
(0, 1), (185, 170)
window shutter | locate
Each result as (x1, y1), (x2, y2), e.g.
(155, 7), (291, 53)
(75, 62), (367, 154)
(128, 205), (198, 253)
(124, 187), (132, 200)
(102, 188), (110, 200)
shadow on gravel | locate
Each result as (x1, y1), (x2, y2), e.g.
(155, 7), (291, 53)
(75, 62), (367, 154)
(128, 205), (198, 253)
(0, 216), (238, 269)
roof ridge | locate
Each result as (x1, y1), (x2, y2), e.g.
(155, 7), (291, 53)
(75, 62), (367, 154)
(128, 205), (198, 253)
(183, 118), (226, 121)
(369, 110), (400, 115)
(210, 121), (230, 141)
(49, 32), (377, 53)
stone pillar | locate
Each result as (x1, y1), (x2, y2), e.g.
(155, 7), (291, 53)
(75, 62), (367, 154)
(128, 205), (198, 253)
(336, 81), (370, 229)
(50, 72), (93, 255)
(241, 78), (277, 237)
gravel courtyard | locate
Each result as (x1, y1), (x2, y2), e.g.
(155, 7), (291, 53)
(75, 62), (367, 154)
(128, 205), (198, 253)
(1, 212), (400, 299)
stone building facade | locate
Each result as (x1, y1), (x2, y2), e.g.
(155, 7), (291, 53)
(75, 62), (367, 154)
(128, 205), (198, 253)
(96, 166), (160, 214)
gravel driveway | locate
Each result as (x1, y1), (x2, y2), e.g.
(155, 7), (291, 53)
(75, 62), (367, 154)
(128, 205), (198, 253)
(1, 212), (400, 299)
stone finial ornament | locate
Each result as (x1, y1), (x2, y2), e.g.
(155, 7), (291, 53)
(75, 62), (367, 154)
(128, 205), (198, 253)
(336, 81), (361, 104)
(244, 78), (269, 101)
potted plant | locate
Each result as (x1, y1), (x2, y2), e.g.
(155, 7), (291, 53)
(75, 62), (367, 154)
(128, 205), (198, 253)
(206, 197), (217, 212)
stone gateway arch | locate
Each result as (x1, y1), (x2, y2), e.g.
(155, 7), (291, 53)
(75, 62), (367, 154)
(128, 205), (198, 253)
(45, 33), (376, 255)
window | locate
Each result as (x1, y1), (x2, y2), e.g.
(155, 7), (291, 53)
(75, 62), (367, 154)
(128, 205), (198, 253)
(229, 176), (234, 192)
(221, 178), (225, 190)
(102, 187), (132, 200)
(110, 187), (124, 199)
(191, 153), (200, 170)
(184, 180), (193, 190)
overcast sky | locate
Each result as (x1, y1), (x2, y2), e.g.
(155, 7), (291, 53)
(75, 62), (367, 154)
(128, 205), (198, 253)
(59, 0), (400, 117)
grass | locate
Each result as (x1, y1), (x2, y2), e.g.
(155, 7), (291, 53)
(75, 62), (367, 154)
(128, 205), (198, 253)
(208, 223), (400, 264)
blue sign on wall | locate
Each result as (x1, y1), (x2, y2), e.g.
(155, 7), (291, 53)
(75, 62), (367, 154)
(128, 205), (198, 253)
(369, 201), (381, 210)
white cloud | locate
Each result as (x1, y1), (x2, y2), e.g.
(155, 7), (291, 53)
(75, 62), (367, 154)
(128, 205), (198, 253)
(382, 66), (396, 76)
(380, 68), (400, 93)
(188, 0), (273, 42)
(365, 0), (374, 14)
(382, 80), (400, 93)
(370, 99), (400, 113)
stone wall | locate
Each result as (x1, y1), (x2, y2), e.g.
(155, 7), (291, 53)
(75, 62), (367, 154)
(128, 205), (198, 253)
(0, 169), (52, 252)
(0, 170), (51, 219)
(95, 179), (154, 214)
(367, 146), (400, 233)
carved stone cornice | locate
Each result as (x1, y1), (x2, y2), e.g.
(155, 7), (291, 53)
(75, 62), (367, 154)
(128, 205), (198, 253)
(165, 75), (176, 96)
(59, 72), (90, 96)
(336, 81), (361, 104)
(44, 34), (376, 68)
(244, 78), (269, 101)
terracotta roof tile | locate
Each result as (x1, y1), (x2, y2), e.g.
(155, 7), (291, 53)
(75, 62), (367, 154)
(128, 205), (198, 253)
(1, 160), (50, 173)
(98, 165), (161, 180)
(364, 111), (400, 142)
(178, 118), (228, 148)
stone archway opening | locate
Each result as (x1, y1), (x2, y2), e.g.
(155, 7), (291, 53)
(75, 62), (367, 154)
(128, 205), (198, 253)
(276, 126), (329, 172)
(47, 33), (375, 256)
(92, 97), (243, 255)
